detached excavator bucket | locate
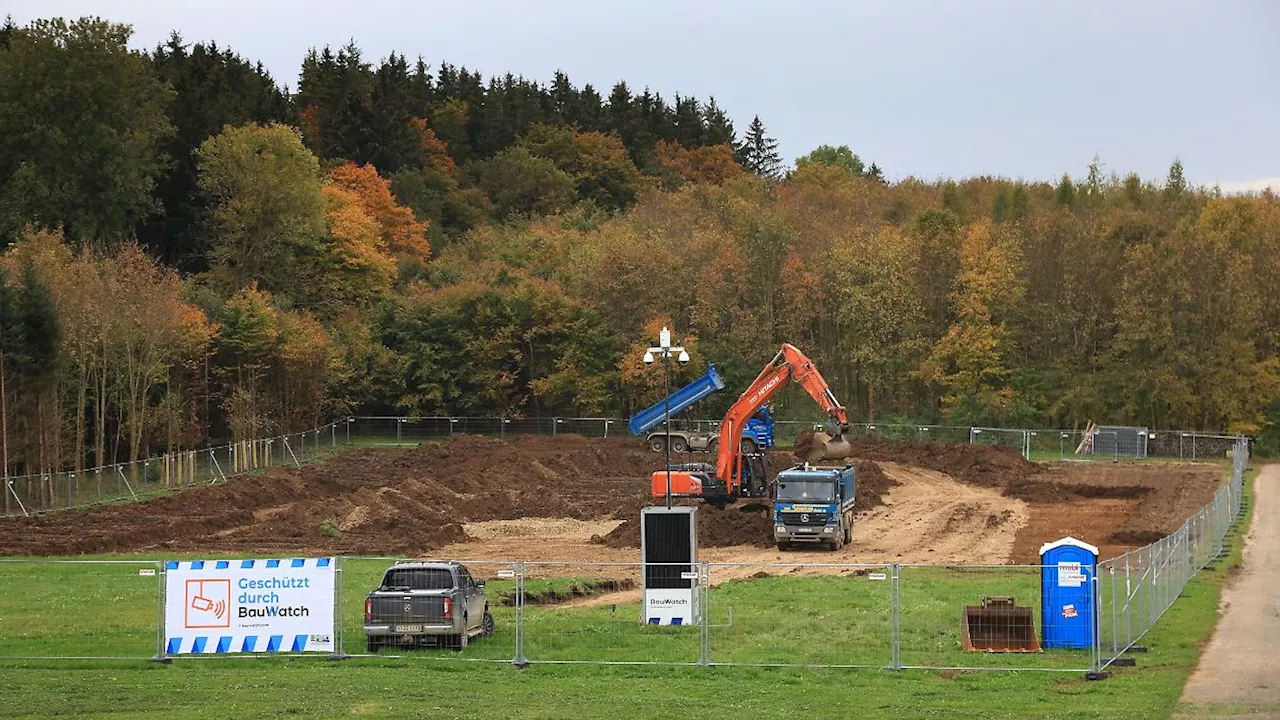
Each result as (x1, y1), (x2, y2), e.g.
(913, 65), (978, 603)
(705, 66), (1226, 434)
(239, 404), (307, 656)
(962, 596), (1042, 653)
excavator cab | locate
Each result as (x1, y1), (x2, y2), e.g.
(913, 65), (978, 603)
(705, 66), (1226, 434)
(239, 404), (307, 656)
(739, 452), (770, 499)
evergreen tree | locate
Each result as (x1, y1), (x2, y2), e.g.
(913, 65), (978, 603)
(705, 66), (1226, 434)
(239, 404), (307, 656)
(866, 162), (886, 184)
(142, 33), (293, 269)
(0, 17), (174, 247)
(702, 97), (735, 147)
(672, 95), (704, 148)
(0, 15), (15, 50)
(737, 115), (782, 179)
(1164, 158), (1187, 200)
(1055, 174), (1077, 208)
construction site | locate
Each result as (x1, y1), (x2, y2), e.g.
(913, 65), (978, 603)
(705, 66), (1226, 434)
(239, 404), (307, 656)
(0, 430), (1225, 568)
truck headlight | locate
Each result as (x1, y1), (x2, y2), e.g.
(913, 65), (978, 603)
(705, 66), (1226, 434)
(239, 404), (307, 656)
(775, 526), (786, 533)
(823, 526), (834, 533)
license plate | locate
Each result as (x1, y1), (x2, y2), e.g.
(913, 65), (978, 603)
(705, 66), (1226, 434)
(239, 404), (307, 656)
(799, 528), (815, 533)
(394, 624), (422, 633)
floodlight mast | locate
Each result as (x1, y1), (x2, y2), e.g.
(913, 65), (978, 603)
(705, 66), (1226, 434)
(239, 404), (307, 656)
(644, 326), (688, 508)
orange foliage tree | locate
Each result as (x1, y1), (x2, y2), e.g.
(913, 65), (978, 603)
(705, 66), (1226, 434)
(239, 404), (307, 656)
(327, 162), (430, 259)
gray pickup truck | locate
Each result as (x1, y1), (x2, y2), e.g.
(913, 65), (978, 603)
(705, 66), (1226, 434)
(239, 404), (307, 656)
(363, 560), (494, 652)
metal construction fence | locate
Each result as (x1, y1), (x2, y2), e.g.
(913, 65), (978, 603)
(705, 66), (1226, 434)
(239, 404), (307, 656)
(2, 415), (1247, 518)
(0, 441), (1249, 675)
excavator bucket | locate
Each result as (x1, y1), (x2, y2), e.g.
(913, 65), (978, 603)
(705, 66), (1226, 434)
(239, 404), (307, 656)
(794, 429), (855, 464)
(962, 596), (1042, 653)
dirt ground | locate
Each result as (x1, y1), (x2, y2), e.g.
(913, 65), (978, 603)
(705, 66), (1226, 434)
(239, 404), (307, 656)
(0, 434), (1227, 570)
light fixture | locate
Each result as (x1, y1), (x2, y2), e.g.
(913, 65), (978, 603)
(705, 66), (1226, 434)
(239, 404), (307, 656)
(677, 349), (690, 364)
(643, 351), (655, 365)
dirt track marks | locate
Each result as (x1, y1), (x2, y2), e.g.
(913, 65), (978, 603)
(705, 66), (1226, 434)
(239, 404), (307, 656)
(847, 462), (1028, 565)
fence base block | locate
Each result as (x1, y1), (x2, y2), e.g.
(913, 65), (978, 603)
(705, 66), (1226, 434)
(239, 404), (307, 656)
(1085, 671), (1110, 681)
(1110, 657), (1137, 667)
(1126, 646), (1149, 653)
(148, 656), (172, 665)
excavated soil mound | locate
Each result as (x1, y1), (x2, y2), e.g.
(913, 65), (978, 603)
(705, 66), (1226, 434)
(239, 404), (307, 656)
(595, 460), (896, 549)
(0, 434), (664, 557)
(792, 430), (1038, 490)
(595, 502), (777, 549)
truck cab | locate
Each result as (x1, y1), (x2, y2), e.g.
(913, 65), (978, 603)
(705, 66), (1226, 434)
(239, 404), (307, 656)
(646, 406), (775, 454)
(773, 464), (856, 550)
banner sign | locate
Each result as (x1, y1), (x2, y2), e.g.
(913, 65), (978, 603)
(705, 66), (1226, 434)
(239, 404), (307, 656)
(164, 557), (335, 654)
(644, 588), (697, 626)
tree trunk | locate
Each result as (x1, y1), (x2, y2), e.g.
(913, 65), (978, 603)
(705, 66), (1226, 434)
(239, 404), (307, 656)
(96, 341), (107, 469)
(1, 349), (9, 515)
(75, 361), (88, 473)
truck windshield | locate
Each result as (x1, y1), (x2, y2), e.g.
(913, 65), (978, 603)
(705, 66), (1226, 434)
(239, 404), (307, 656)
(381, 568), (454, 590)
(776, 479), (834, 503)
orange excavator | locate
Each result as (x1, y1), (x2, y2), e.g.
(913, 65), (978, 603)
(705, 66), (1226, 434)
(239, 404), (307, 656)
(649, 343), (850, 504)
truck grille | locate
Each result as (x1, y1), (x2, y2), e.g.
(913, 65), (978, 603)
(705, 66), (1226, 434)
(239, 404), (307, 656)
(779, 511), (828, 526)
(370, 596), (448, 624)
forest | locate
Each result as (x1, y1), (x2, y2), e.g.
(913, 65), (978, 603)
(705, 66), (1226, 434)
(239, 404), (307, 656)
(0, 15), (1278, 481)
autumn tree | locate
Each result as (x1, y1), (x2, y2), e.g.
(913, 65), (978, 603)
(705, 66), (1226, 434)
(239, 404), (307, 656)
(467, 147), (577, 218)
(519, 125), (645, 211)
(653, 141), (744, 187)
(196, 122), (327, 297)
(921, 220), (1025, 423)
(328, 162), (430, 258)
(796, 144), (865, 176)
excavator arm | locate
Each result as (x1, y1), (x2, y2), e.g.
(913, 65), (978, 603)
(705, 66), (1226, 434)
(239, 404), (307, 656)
(650, 343), (849, 502)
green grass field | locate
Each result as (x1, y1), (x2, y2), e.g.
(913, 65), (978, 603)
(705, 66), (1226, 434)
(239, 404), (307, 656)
(0, 464), (1253, 719)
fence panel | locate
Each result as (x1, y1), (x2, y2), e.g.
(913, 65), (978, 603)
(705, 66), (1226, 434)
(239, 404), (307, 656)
(0, 559), (162, 659)
(706, 562), (893, 668)
(337, 557), (517, 662)
(519, 561), (698, 665)
(897, 564), (1093, 671)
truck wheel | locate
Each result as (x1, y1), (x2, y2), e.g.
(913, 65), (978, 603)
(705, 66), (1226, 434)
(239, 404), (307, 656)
(451, 631), (468, 651)
(707, 439), (718, 455)
(482, 610), (495, 637)
(739, 438), (757, 454)
(844, 524), (852, 545)
(671, 437), (688, 453)
(366, 637), (383, 654)
(649, 437), (667, 453)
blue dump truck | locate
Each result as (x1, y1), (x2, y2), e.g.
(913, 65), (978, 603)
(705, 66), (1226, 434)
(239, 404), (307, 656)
(773, 464), (856, 550)
(628, 364), (775, 454)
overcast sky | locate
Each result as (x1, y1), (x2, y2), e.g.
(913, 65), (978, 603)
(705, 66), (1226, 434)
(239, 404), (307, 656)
(8, 1), (1278, 190)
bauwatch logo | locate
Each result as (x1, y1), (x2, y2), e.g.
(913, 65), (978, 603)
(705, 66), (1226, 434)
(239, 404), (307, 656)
(651, 598), (688, 606)
(185, 579), (231, 629)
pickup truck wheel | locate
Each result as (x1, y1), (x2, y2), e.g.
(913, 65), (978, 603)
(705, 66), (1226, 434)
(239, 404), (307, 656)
(671, 437), (688, 453)
(451, 631), (468, 651)
(366, 637), (383, 654)
(482, 610), (495, 636)
(649, 437), (667, 453)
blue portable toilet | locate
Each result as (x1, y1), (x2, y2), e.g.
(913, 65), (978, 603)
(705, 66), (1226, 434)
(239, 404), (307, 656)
(1039, 537), (1099, 649)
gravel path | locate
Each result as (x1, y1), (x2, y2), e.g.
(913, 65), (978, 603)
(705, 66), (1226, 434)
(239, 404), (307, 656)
(1179, 463), (1280, 717)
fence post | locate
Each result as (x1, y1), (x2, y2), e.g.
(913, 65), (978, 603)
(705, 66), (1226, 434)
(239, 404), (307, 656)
(699, 560), (711, 667)
(891, 563), (902, 670)
(332, 556), (346, 659)
(512, 562), (527, 668)
(154, 560), (169, 663)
